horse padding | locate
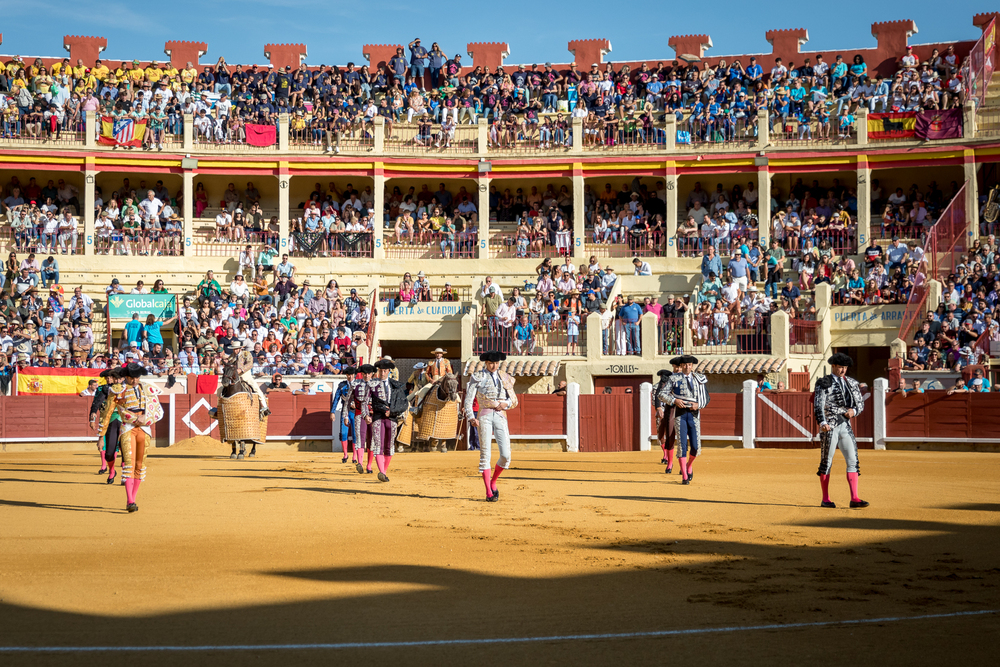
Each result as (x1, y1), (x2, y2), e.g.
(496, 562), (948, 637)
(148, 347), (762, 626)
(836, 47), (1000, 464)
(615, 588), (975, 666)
(218, 392), (268, 445)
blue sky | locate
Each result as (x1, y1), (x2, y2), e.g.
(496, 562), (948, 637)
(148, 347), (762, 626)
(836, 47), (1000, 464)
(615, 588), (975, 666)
(0, 1), (992, 66)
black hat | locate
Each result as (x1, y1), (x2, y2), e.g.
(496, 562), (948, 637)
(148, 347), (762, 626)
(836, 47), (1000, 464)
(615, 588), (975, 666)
(123, 363), (147, 378)
(669, 356), (684, 366)
(657, 369), (672, 377)
(99, 366), (122, 379)
(358, 364), (376, 374)
(828, 352), (854, 367)
(479, 351), (507, 362)
(678, 355), (699, 365)
(374, 359), (395, 370)
(341, 366), (357, 376)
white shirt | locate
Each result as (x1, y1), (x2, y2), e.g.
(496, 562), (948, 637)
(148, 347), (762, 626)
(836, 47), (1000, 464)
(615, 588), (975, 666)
(634, 261), (652, 276)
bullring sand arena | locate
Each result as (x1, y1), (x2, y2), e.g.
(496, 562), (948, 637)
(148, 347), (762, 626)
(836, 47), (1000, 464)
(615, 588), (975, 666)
(1, 440), (998, 666)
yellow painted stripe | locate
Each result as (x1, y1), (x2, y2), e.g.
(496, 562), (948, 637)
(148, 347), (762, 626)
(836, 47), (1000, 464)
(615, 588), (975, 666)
(386, 163), (477, 172)
(0, 155), (84, 165)
(973, 146), (1000, 157)
(489, 164), (571, 172)
(289, 162), (373, 170)
(95, 158), (182, 167)
(198, 161), (278, 169)
(867, 150), (965, 163)
(581, 162), (664, 171)
(676, 159), (755, 168)
(770, 156), (857, 167)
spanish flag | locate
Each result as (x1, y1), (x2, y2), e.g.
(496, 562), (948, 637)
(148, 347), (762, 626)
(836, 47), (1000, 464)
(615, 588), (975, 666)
(17, 367), (103, 395)
(98, 115), (147, 147)
(868, 112), (917, 139)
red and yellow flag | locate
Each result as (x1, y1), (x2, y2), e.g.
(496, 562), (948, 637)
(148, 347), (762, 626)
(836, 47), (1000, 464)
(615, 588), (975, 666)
(17, 367), (102, 395)
(98, 115), (147, 147)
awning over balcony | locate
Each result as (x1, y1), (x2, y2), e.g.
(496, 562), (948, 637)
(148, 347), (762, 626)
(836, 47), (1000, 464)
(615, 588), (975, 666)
(695, 357), (785, 375)
(462, 359), (561, 376)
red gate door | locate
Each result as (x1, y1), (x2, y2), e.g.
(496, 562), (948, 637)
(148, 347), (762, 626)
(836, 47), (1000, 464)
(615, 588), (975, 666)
(579, 393), (638, 452)
(756, 391), (873, 448)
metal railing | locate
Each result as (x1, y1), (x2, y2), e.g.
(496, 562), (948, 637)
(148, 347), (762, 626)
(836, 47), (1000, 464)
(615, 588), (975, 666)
(474, 315), (583, 357)
(384, 231), (477, 259)
(658, 317), (685, 356)
(489, 232), (571, 259)
(690, 311), (771, 355)
(789, 318), (820, 354)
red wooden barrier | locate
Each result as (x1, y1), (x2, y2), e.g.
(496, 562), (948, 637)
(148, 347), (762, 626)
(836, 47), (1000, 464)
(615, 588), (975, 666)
(580, 394), (636, 452)
(701, 393), (742, 438)
(506, 394), (566, 436)
(886, 392), (1000, 439)
(171, 393), (333, 442)
(757, 392), (874, 449)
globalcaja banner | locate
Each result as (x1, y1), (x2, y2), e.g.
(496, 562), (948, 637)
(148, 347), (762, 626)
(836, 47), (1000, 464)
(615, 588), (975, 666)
(107, 293), (176, 320)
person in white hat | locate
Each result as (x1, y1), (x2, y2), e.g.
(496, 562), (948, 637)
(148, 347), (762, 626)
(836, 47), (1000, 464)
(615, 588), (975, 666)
(407, 361), (429, 392)
(425, 347), (452, 382)
(220, 340), (269, 416)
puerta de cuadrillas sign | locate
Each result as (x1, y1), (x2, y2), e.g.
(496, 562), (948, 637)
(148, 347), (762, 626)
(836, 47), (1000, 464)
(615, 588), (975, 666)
(107, 294), (176, 320)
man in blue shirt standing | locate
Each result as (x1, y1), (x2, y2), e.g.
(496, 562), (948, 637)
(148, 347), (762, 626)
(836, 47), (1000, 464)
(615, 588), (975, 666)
(122, 313), (143, 350)
(408, 38), (428, 88)
(727, 250), (750, 292)
(618, 295), (644, 355)
(701, 245), (722, 283)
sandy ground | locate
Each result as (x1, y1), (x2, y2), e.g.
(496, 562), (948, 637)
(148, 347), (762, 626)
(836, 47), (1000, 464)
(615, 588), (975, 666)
(0, 439), (998, 666)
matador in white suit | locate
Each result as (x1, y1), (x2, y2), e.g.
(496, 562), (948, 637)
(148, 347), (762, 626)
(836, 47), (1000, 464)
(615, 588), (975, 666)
(463, 351), (518, 502)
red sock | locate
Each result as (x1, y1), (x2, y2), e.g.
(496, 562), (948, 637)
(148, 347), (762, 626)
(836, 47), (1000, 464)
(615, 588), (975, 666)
(482, 470), (493, 495)
(820, 474), (831, 503)
(666, 447), (674, 468)
(382, 455), (392, 472)
(847, 472), (860, 502)
(375, 455), (385, 474)
(687, 454), (696, 476)
(678, 456), (688, 480)
(490, 465), (504, 492)
(107, 458), (116, 478)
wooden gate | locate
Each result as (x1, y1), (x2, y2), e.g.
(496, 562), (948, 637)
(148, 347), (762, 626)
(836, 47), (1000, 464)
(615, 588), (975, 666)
(756, 391), (873, 448)
(579, 393), (638, 452)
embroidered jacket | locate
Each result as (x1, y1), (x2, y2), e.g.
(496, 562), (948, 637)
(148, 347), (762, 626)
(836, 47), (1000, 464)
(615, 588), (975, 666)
(657, 372), (710, 411)
(813, 374), (864, 427)
(463, 370), (518, 420)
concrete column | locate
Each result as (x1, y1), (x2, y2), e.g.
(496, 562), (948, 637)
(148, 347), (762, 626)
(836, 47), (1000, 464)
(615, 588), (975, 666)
(586, 312), (603, 360)
(182, 170), (194, 251)
(770, 310), (790, 364)
(478, 175), (491, 260)
(964, 151), (979, 240)
(278, 172), (290, 250)
(373, 170), (385, 260)
(964, 100), (977, 140)
(663, 114), (676, 152)
(460, 312), (475, 365)
(572, 170), (585, 261)
(682, 307), (693, 353)
(665, 164), (678, 258)
(757, 168), (771, 239)
(856, 108), (868, 146)
(640, 311), (657, 360)
(815, 283), (833, 355)
(566, 382), (580, 453)
(873, 377), (888, 450)
(926, 279), (943, 310)
(639, 382), (652, 451)
(83, 169), (95, 255)
(278, 113), (289, 151)
(84, 112), (96, 149)
(857, 160), (872, 247)
(742, 379), (757, 449)
(477, 118), (488, 154)
(572, 117), (583, 152)
(183, 113), (193, 151)
(889, 337), (907, 362)
(373, 116), (385, 154)
(756, 108), (769, 149)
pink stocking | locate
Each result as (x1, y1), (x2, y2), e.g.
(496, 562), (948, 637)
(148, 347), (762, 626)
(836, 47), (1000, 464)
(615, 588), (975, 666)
(366, 450), (374, 472)
(820, 474), (831, 503)
(687, 454), (696, 476)
(665, 447), (674, 469)
(375, 455), (386, 474)
(846, 472), (860, 502)
(382, 455), (392, 472)
(677, 456), (688, 480)
(482, 470), (493, 495)
(99, 449), (107, 471)
(107, 457), (116, 478)
(341, 441), (348, 456)
(124, 478), (135, 504)
(133, 479), (142, 502)
(490, 465), (504, 492)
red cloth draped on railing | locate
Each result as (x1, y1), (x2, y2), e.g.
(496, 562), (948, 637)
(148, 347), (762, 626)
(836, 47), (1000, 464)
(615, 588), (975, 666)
(246, 123), (276, 147)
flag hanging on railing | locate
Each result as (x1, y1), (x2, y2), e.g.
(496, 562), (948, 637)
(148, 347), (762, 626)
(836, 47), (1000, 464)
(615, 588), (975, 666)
(915, 108), (963, 140)
(98, 116), (147, 147)
(16, 367), (102, 395)
(246, 123), (276, 147)
(868, 112), (917, 139)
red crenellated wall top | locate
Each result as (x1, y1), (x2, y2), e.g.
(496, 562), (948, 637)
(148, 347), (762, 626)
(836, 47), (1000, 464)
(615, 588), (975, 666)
(163, 40), (208, 69)
(362, 44), (403, 70)
(264, 43), (307, 71)
(467, 42), (509, 70)
(62, 35), (107, 65)
(567, 38), (612, 68)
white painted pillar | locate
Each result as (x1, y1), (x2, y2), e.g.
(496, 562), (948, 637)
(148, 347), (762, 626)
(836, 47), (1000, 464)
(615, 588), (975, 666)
(566, 381), (580, 453)
(639, 382), (652, 451)
(183, 113), (193, 151)
(278, 172), (290, 251)
(85, 112), (96, 149)
(373, 170), (386, 259)
(83, 169), (95, 256)
(373, 116), (385, 153)
(572, 170), (585, 262)
(182, 170), (194, 251)
(168, 394), (176, 446)
(873, 377), (888, 450)
(742, 380), (757, 449)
